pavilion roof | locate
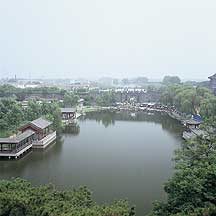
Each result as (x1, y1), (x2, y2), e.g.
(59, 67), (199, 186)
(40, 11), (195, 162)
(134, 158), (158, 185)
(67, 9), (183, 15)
(0, 130), (35, 144)
(185, 119), (201, 125)
(30, 118), (52, 129)
(60, 108), (76, 113)
(208, 73), (216, 79)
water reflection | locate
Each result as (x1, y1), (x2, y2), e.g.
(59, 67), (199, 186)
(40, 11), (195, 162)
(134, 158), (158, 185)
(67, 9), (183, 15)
(0, 111), (183, 216)
(63, 123), (80, 135)
(84, 111), (183, 137)
(0, 138), (64, 179)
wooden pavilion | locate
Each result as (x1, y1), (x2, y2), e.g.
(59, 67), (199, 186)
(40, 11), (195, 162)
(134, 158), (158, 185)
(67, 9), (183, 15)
(60, 108), (77, 123)
(0, 130), (35, 159)
(19, 118), (56, 149)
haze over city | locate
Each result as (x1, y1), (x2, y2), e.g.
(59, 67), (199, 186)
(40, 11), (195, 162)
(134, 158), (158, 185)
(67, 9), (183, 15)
(1, 0), (216, 80)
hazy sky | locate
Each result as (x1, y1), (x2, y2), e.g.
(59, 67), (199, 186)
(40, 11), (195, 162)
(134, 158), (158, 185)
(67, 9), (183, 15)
(0, 0), (216, 81)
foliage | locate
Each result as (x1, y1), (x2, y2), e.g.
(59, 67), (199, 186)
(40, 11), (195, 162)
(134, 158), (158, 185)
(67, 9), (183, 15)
(0, 178), (133, 216)
(96, 91), (116, 106)
(63, 93), (79, 108)
(0, 85), (66, 100)
(0, 98), (24, 131)
(160, 85), (214, 115)
(0, 84), (18, 98)
(163, 76), (181, 85)
(0, 99), (62, 135)
(149, 124), (216, 216)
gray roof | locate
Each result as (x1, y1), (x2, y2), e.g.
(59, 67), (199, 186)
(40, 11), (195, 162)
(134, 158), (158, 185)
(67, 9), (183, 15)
(60, 108), (76, 113)
(185, 120), (201, 125)
(30, 118), (52, 129)
(209, 74), (216, 79)
(16, 130), (35, 142)
(0, 130), (35, 144)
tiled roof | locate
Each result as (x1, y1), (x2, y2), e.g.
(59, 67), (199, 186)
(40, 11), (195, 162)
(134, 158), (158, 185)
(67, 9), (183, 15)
(0, 130), (35, 144)
(60, 108), (76, 113)
(30, 118), (52, 129)
(208, 74), (216, 79)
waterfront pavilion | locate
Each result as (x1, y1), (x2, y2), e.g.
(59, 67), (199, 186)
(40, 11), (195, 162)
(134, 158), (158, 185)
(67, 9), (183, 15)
(19, 117), (53, 141)
(0, 130), (35, 158)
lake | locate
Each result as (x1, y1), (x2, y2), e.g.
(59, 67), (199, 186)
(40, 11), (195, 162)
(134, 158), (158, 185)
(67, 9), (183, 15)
(0, 111), (183, 215)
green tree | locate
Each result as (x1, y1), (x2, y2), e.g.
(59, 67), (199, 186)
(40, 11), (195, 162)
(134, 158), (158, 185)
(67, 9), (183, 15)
(163, 76), (181, 85)
(25, 100), (42, 121)
(0, 178), (133, 216)
(45, 104), (62, 133)
(96, 91), (116, 106)
(63, 93), (79, 108)
(150, 124), (216, 216)
(160, 85), (214, 115)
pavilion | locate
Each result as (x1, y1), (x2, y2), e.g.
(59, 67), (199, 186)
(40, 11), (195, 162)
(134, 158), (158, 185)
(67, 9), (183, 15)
(60, 108), (77, 124)
(0, 130), (35, 159)
(19, 117), (56, 149)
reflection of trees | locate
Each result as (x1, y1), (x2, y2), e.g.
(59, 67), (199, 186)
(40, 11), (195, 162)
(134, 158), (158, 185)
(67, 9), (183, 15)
(84, 111), (183, 135)
(87, 112), (115, 128)
(63, 124), (80, 135)
(0, 137), (64, 178)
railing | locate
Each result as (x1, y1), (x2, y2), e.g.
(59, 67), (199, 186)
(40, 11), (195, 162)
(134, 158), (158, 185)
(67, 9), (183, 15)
(0, 142), (32, 154)
(33, 131), (56, 146)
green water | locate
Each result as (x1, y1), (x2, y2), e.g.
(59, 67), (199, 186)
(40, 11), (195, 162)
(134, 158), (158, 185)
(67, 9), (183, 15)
(0, 111), (183, 215)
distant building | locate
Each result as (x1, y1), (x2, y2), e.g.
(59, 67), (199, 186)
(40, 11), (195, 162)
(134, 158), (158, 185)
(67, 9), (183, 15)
(208, 74), (216, 95)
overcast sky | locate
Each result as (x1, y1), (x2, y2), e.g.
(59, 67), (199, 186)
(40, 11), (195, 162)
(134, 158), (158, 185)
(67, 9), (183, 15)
(0, 0), (216, 81)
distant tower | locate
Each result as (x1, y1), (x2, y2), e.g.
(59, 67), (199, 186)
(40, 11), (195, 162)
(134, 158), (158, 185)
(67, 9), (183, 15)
(208, 74), (216, 95)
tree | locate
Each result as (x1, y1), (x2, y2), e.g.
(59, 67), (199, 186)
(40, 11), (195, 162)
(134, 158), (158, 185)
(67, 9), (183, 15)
(96, 91), (116, 106)
(160, 85), (214, 115)
(25, 100), (42, 121)
(45, 103), (62, 133)
(0, 98), (65, 135)
(150, 124), (216, 216)
(0, 178), (133, 216)
(0, 99), (23, 130)
(163, 76), (181, 85)
(63, 93), (79, 108)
